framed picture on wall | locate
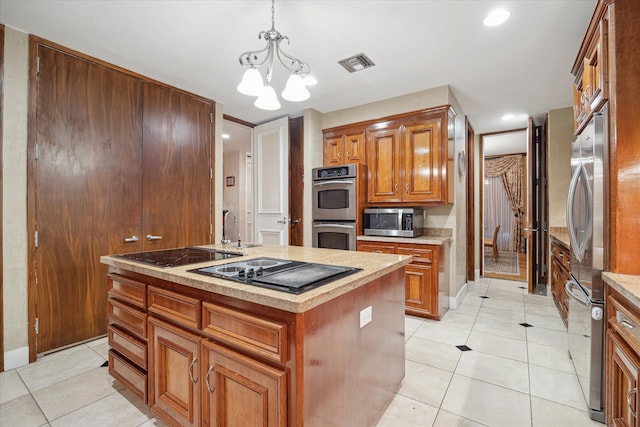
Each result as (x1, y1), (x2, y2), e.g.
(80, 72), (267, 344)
(226, 176), (235, 186)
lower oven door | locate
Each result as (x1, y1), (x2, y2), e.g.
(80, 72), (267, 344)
(312, 221), (357, 251)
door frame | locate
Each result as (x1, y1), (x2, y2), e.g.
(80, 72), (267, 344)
(1, 24), (5, 372)
(477, 128), (529, 285)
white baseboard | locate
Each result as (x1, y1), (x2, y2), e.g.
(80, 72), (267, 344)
(4, 346), (29, 371)
(449, 282), (469, 310)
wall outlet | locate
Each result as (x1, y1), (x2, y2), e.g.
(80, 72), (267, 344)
(360, 306), (372, 328)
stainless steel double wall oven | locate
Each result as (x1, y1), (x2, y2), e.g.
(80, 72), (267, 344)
(312, 164), (359, 251)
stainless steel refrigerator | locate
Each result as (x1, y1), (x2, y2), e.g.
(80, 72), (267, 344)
(565, 109), (607, 423)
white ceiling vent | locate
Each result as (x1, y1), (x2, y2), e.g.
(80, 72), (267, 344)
(338, 54), (375, 73)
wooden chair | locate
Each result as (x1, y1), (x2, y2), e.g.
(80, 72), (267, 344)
(484, 225), (500, 263)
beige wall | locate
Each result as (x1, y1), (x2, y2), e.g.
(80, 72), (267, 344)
(547, 107), (574, 228)
(3, 27), (29, 369)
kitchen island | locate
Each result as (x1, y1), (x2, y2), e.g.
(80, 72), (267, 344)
(101, 244), (412, 427)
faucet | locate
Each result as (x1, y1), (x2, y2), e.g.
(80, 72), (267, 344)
(222, 210), (237, 246)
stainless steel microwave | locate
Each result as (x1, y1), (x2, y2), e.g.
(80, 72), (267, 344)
(363, 208), (424, 237)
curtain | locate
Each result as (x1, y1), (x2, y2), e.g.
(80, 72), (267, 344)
(485, 154), (524, 251)
(483, 176), (515, 251)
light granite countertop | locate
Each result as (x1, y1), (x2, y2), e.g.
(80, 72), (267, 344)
(357, 235), (451, 245)
(101, 244), (412, 313)
(549, 227), (570, 249)
(603, 272), (640, 309)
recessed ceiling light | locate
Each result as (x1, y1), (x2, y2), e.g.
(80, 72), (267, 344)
(501, 114), (515, 120)
(222, 133), (230, 139)
(484, 8), (510, 27)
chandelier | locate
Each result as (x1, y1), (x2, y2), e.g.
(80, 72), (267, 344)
(237, 0), (313, 110)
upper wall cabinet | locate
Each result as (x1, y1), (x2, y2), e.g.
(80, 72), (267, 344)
(323, 130), (365, 165)
(322, 106), (454, 206)
(368, 107), (453, 205)
(572, 8), (609, 134)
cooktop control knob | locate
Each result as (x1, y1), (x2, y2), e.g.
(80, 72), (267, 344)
(257, 267), (264, 276)
(247, 268), (255, 278)
(238, 269), (245, 277)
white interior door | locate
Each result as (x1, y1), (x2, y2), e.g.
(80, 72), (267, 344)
(253, 117), (289, 245)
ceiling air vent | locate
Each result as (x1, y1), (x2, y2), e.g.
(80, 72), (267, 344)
(338, 53), (375, 73)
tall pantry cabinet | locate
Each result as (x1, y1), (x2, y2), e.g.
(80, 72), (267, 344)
(28, 39), (214, 357)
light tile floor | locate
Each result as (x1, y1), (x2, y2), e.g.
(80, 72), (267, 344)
(0, 277), (604, 426)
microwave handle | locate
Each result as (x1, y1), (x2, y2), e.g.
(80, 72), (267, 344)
(313, 179), (355, 187)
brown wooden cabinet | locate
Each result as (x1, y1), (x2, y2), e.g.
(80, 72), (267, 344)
(148, 316), (201, 427)
(357, 240), (443, 319)
(323, 131), (365, 166)
(605, 287), (640, 427)
(201, 340), (287, 427)
(367, 109), (451, 205)
(322, 106), (454, 206)
(107, 273), (149, 402)
(550, 240), (570, 328)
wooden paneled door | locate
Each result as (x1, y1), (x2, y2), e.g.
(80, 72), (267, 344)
(33, 44), (143, 354)
(141, 83), (213, 250)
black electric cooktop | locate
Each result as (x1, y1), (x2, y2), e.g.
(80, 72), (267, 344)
(115, 247), (244, 268)
(189, 257), (361, 295)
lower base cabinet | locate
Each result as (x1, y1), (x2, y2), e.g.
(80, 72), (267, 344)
(606, 288), (640, 427)
(357, 241), (443, 319)
(148, 317), (201, 427)
(201, 340), (287, 427)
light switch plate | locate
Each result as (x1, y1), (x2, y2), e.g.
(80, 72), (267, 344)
(360, 306), (372, 328)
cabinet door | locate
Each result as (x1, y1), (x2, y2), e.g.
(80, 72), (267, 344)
(367, 127), (401, 202)
(34, 44), (143, 353)
(323, 136), (344, 166)
(201, 340), (287, 427)
(403, 119), (445, 203)
(344, 132), (365, 164)
(606, 330), (639, 427)
(404, 263), (437, 318)
(149, 317), (201, 427)
(142, 83), (213, 250)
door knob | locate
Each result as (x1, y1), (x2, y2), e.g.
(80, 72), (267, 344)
(290, 218), (300, 224)
(277, 217), (288, 224)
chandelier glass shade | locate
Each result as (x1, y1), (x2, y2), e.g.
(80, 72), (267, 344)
(237, 0), (312, 110)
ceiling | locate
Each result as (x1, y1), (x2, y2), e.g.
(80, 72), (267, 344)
(1, 0), (596, 134)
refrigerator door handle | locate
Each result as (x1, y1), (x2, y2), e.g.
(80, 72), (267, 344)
(565, 279), (591, 307)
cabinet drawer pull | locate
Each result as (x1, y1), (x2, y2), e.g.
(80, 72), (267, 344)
(628, 388), (637, 418)
(617, 311), (637, 329)
(188, 357), (198, 384)
(124, 235), (139, 243)
(205, 365), (215, 393)
(146, 234), (163, 241)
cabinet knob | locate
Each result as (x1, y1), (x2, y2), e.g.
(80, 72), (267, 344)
(205, 365), (215, 393)
(188, 357), (198, 384)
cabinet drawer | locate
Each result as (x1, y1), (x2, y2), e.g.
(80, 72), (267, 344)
(202, 302), (288, 364)
(148, 285), (201, 330)
(108, 273), (146, 309)
(109, 349), (148, 403)
(108, 325), (147, 369)
(108, 298), (147, 338)
(397, 247), (433, 264)
(608, 295), (640, 352)
(357, 243), (396, 254)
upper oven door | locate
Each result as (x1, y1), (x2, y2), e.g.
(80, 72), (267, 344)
(312, 178), (357, 221)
